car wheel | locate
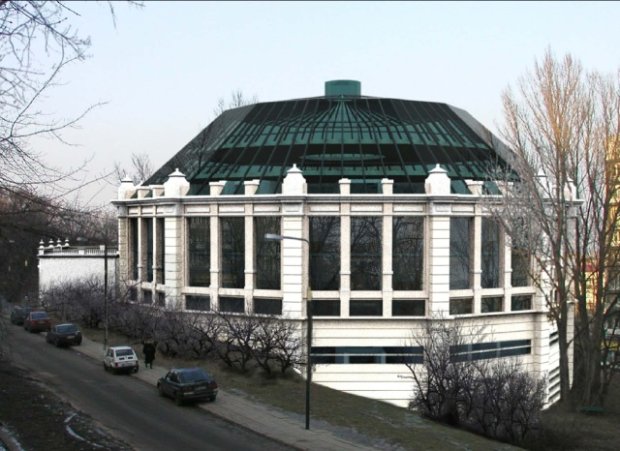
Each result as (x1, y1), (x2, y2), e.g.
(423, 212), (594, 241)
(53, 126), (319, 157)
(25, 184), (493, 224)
(209, 395), (216, 402)
(158, 384), (165, 397)
(174, 392), (183, 406)
(55, 339), (61, 347)
(132, 365), (139, 374)
(103, 363), (109, 372)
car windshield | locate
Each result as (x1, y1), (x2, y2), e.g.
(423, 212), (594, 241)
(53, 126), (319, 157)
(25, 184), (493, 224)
(115, 349), (134, 357)
(178, 369), (210, 383)
(31, 312), (49, 320)
(57, 324), (78, 333)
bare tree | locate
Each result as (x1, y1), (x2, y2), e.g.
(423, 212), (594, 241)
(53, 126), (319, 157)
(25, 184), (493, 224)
(407, 317), (486, 426)
(492, 50), (620, 406)
(212, 90), (258, 118)
(0, 2), (141, 194)
(407, 316), (545, 445)
(114, 153), (154, 185)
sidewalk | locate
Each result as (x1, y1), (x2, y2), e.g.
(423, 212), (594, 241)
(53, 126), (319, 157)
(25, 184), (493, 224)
(77, 336), (378, 451)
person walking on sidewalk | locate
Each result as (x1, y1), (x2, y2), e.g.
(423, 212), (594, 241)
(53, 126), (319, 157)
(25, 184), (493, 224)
(142, 340), (157, 369)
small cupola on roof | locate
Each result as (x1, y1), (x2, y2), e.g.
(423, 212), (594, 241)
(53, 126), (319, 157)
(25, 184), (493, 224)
(325, 79), (361, 97)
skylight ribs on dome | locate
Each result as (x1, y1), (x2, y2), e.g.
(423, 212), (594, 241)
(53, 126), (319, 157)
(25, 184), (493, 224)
(145, 94), (513, 195)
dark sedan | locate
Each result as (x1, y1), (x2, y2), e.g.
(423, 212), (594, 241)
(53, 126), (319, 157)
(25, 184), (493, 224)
(46, 323), (82, 347)
(157, 368), (218, 405)
(10, 306), (32, 325)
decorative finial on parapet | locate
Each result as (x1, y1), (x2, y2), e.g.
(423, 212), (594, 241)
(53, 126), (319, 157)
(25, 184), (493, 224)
(425, 164), (451, 195)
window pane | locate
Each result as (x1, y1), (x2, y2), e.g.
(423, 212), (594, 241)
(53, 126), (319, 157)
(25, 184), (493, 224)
(221, 217), (245, 288)
(253, 298), (282, 315)
(310, 217), (340, 290)
(481, 218), (500, 288)
(313, 300), (340, 316)
(351, 217), (382, 290)
(450, 298), (472, 315)
(188, 217), (210, 287)
(219, 296), (245, 313)
(157, 218), (165, 284)
(511, 247), (530, 287)
(392, 299), (425, 316)
(130, 218), (138, 280)
(511, 295), (532, 311)
(393, 217), (424, 290)
(145, 219), (153, 282)
(350, 300), (382, 316)
(254, 217), (281, 289)
(186, 295), (210, 311)
(481, 296), (503, 313)
(142, 289), (152, 305)
(450, 217), (472, 289)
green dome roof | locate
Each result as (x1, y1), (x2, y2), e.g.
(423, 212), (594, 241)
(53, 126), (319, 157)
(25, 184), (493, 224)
(146, 81), (513, 195)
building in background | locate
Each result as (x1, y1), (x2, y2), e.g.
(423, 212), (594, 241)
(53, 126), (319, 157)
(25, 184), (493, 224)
(113, 80), (575, 407)
(38, 238), (118, 292)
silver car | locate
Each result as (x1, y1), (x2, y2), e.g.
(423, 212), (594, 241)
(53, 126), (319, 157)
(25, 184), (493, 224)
(103, 346), (139, 374)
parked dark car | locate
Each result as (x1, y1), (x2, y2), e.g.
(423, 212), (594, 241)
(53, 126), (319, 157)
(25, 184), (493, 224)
(46, 323), (82, 347)
(23, 311), (51, 333)
(157, 368), (218, 405)
(10, 306), (32, 325)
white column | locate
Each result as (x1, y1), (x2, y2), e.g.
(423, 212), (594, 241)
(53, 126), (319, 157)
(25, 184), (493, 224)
(472, 212), (482, 314)
(245, 204), (255, 314)
(281, 207), (305, 318)
(340, 203), (351, 318)
(382, 204), (393, 317)
(427, 205), (450, 315)
(164, 206), (184, 309)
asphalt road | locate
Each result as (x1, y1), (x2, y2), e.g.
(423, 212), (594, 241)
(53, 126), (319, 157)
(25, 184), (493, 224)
(8, 327), (293, 451)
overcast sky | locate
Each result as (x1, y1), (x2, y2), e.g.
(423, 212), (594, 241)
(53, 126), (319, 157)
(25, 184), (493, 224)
(33, 1), (620, 207)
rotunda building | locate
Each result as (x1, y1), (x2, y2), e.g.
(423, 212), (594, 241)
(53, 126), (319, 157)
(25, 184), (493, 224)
(114, 80), (569, 407)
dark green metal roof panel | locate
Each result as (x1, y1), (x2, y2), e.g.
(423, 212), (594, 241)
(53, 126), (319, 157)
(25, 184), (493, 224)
(145, 94), (513, 194)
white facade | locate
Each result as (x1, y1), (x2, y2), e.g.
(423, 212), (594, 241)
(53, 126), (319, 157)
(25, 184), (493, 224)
(114, 167), (574, 408)
(38, 240), (118, 291)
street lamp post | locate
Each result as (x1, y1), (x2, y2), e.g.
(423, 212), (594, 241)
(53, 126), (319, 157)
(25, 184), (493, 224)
(264, 233), (313, 430)
(103, 240), (109, 351)
(76, 236), (111, 351)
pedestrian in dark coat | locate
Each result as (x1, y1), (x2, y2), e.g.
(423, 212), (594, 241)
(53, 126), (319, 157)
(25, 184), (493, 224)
(142, 341), (157, 369)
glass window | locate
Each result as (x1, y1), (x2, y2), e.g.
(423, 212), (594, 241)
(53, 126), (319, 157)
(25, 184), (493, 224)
(351, 217), (382, 290)
(188, 218), (210, 287)
(157, 218), (165, 284)
(186, 295), (210, 311)
(511, 295), (532, 311)
(221, 217), (245, 288)
(511, 247), (530, 287)
(142, 289), (152, 305)
(350, 300), (383, 316)
(481, 218), (500, 288)
(450, 217), (472, 289)
(450, 298), (472, 315)
(253, 298), (282, 315)
(392, 299), (425, 316)
(481, 296), (503, 313)
(393, 217), (424, 290)
(311, 346), (423, 365)
(219, 296), (245, 313)
(145, 219), (153, 282)
(254, 217), (281, 289)
(310, 217), (340, 290)
(313, 300), (340, 316)
(130, 218), (138, 280)
(128, 286), (137, 302)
